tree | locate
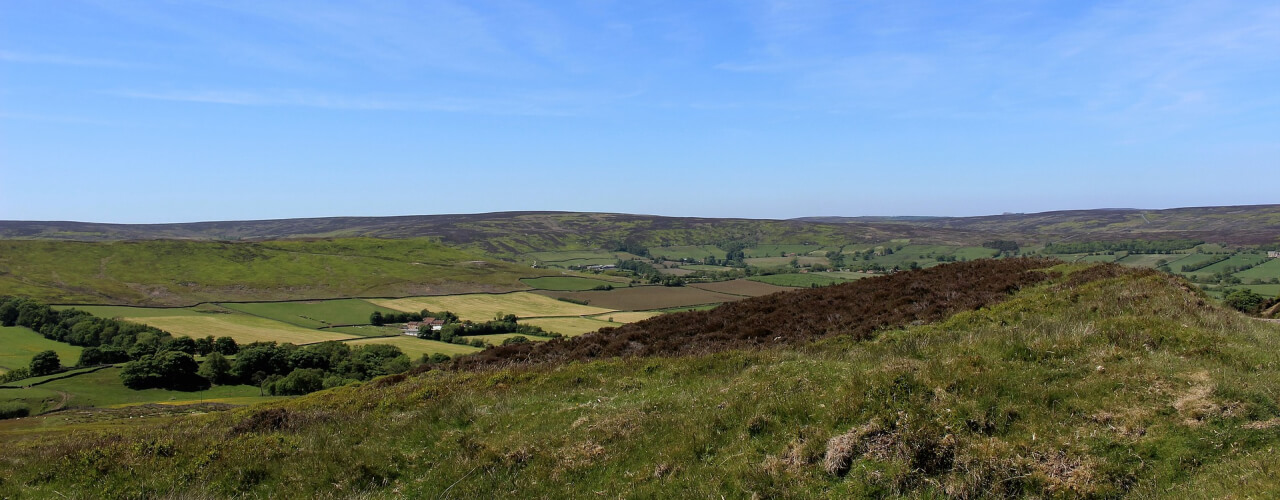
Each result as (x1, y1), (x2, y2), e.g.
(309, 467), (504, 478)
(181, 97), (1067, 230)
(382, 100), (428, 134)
(370, 311), (385, 326)
(214, 336), (239, 355)
(267, 368), (325, 395)
(120, 351), (207, 390)
(1224, 289), (1266, 314)
(198, 352), (233, 385)
(29, 350), (60, 376)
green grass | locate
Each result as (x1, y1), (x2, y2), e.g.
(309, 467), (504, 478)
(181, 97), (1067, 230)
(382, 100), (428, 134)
(0, 238), (551, 306)
(953, 246), (1000, 260)
(342, 337), (481, 358)
(55, 304), (210, 318)
(519, 276), (623, 291)
(121, 313), (359, 345)
(747, 273), (850, 287)
(1235, 258), (1280, 280)
(650, 245), (726, 261)
(1116, 253), (1176, 268)
(744, 244), (829, 257)
(462, 333), (552, 344)
(3, 267), (1277, 498)
(218, 299), (402, 328)
(743, 256), (829, 267)
(1197, 254), (1268, 274)
(677, 264), (731, 272)
(0, 326), (83, 373)
(1078, 254), (1119, 263)
(323, 325), (405, 337)
(1, 367), (267, 414)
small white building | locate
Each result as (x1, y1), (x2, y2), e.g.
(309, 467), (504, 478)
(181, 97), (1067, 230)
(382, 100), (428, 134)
(1269, 251), (1280, 259)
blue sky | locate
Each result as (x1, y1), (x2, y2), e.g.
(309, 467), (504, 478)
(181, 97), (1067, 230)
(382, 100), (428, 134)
(1, 0), (1277, 223)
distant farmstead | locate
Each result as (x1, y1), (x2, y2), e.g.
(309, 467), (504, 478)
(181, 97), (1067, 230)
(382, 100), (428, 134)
(1269, 251), (1280, 259)
(586, 264), (617, 271)
(402, 318), (446, 336)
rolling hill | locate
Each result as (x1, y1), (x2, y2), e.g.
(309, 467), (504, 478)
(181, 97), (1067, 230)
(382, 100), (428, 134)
(2, 261), (1278, 498)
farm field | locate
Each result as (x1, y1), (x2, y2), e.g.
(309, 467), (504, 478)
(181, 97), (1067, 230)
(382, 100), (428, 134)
(122, 314), (358, 345)
(534, 286), (742, 311)
(1235, 258), (1280, 280)
(1078, 254), (1118, 263)
(0, 326), (83, 374)
(584, 311), (661, 323)
(825, 271), (877, 280)
(324, 325), (404, 337)
(343, 337), (480, 358)
(953, 246), (1000, 260)
(677, 264), (729, 272)
(1116, 253), (1175, 267)
(218, 299), (401, 328)
(370, 292), (614, 320)
(519, 317), (617, 336)
(519, 276), (622, 291)
(743, 256), (828, 267)
(649, 245), (725, 261)
(1198, 254), (1268, 274)
(744, 244), (829, 257)
(748, 273), (850, 287)
(56, 304), (209, 318)
(523, 250), (621, 268)
(688, 279), (790, 297)
(0, 367), (267, 414)
(462, 333), (552, 344)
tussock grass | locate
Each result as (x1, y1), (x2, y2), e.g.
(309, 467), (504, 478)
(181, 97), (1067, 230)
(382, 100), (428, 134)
(2, 263), (1278, 498)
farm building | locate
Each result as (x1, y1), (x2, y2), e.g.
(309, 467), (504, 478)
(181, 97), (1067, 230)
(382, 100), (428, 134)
(402, 318), (445, 336)
(1269, 251), (1280, 258)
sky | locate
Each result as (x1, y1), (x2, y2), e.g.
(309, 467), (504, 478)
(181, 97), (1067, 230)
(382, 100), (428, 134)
(1, 0), (1277, 223)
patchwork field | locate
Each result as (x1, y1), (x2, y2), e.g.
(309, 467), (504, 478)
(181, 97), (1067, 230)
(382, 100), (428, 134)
(0, 326), (84, 374)
(122, 314), (358, 345)
(1169, 253), (1224, 270)
(342, 337), (481, 358)
(370, 292), (614, 321)
(57, 305), (209, 318)
(688, 279), (791, 297)
(519, 276), (623, 291)
(219, 299), (401, 328)
(324, 325), (404, 337)
(1116, 253), (1175, 267)
(535, 286), (741, 311)
(519, 317), (618, 336)
(952, 246), (1000, 260)
(677, 264), (730, 272)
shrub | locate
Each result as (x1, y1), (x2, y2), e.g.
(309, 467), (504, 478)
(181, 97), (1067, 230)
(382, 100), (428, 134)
(0, 402), (30, 420)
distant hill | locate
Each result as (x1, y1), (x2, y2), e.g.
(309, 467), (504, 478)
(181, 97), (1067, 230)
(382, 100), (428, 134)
(797, 204), (1280, 244)
(4, 204), (1278, 248)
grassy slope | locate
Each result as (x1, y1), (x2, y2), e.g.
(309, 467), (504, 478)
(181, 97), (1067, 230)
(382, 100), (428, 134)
(0, 326), (83, 373)
(1, 265), (1278, 498)
(0, 238), (552, 306)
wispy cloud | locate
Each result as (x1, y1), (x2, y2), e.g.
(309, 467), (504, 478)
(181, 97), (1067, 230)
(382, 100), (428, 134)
(105, 88), (642, 116)
(0, 50), (140, 68)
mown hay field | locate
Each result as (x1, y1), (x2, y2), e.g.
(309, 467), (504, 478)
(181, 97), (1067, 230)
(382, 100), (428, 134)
(369, 292), (614, 321)
(689, 279), (790, 297)
(535, 286), (742, 311)
(219, 299), (401, 328)
(122, 314), (358, 345)
(343, 336), (480, 358)
(519, 317), (618, 336)
(0, 326), (83, 373)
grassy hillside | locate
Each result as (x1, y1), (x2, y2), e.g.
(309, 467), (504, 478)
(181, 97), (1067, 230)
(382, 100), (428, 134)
(2, 263), (1277, 497)
(0, 238), (553, 306)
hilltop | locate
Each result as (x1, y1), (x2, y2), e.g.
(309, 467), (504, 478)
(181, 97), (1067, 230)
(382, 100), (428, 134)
(2, 261), (1277, 498)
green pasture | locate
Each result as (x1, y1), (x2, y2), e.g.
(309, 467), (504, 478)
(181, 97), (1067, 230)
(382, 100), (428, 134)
(219, 299), (400, 328)
(1234, 258), (1280, 280)
(519, 276), (622, 291)
(953, 246), (1000, 260)
(122, 314), (358, 345)
(55, 305), (209, 319)
(1116, 253), (1175, 268)
(324, 325), (404, 337)
(744, 256), (829, 267)
(1166, 253), (1221, 271)
(0, 367), (267, 414)
(524, 250), (617, 263)
(677, 264), (731, 272)
(1198, 254), (1269, 274)
(1078, 254), (1118, 263)
(650, 245), (726, 261)
(0, 326), (84, 374)
(747, 273), (850, 287)
(824, 271), (877, 280)
(744, 244), (828, 257)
